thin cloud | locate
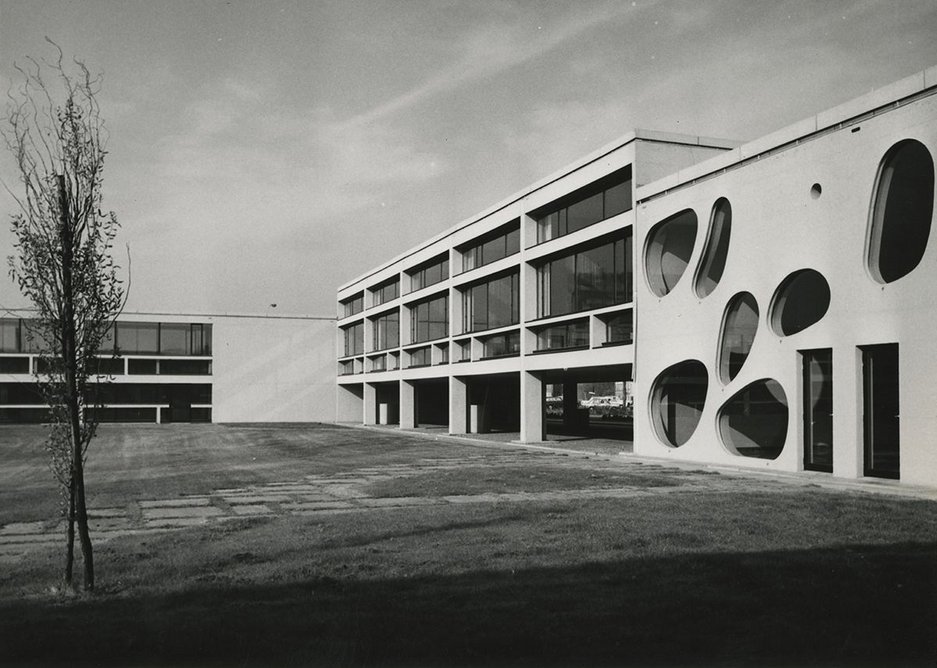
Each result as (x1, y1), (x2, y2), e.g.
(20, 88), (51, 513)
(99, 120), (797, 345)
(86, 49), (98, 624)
(338, 1), (643, 129)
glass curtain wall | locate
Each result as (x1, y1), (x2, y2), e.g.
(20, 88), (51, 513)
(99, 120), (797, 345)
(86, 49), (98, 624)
(372, 310), (399, 351)
(343, 322), (364, 356)
(372, 279), (399, 307)
(410, 257), (449, 291)
(462, 271), (519, 333)
(3, 319), (212, 356)
(113, 323), (213, 356)
(342, 294), (364, 317)
(462, 223), (520, 271)
(410, 295), (448, 343)
(538, 234), (632, 317)
(536, 320), (589, 351)
(535, 167), (632, 243)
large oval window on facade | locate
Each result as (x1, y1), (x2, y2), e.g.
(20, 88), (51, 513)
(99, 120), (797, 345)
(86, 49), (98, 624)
(718, 379), (788, 460)
(718, 292), (758, 384)
(645, 209), (698, 297)
(769, 269), (831, 337)
(694, 198), (732, 298)
(650, 359), (708, 447)
(868, 139), (934, 284)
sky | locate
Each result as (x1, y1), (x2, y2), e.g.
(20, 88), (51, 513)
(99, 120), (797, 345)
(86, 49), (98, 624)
(0, 0), (936, 317)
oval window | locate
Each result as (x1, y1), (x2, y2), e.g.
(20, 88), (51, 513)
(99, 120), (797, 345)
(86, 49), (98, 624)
(718, 379), (788, 460)
(769, 269), (831, 337)
(645, 209), (698, 297)
(718, 292), (758, 384)
(868, 139), (934, 284)
(649, 359), (708, 447)
(694, 198), (732, 298)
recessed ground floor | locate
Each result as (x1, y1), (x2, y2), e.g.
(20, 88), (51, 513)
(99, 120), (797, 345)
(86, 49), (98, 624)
(337, 363), (633, 443)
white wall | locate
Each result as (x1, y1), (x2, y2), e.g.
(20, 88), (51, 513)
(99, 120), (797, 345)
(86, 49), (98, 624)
(634, 91), (937, 486)
(212, 316), (336, 422)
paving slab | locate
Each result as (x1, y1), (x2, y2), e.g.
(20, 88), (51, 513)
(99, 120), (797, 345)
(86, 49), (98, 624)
(280, 500), (356, 511)
(89, 517), (138, 530)
(139, 497), (211, 508)
(89, 507), (130, 518)
(0, 533), (61, 545)
(146, 517), (212, 528)
(222, 495), (297, 504)
(0, 521), (47, 535)
(293, 494), (344, 503)
(357, 497), (441, 508)
(142, 506), (224, 519)
(230, 505), (274, 516)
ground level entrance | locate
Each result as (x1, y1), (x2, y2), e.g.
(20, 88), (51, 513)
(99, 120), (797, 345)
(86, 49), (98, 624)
(540, 365), (632, 442)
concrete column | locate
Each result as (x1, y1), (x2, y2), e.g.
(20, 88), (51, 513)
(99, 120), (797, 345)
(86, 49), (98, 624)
(449, 376), (467, 434)
(520, 261), (538, 339)
(520, 370), (544, 443)
(833, 346), (863, 479)
(400, 380), (416, 429)
(363, 382), (377, 425)
(562, 380), (578, 429)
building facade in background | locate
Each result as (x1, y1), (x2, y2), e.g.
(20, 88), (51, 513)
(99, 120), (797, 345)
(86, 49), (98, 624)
(337, 66), (937, 488)
(0, 312), (337, 424)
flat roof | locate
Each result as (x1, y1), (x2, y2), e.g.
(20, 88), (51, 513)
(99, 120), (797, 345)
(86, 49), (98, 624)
(338, 129), (740, 293)
(2, 308), (335, 322)
(637, 64), (937, 202)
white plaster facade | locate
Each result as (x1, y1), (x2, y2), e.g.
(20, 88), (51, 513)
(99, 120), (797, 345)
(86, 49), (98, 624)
(634, 68), (937, 488)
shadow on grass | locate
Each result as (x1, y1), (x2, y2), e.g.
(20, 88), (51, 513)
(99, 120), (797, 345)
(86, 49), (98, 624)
(2, 542), (935, 667)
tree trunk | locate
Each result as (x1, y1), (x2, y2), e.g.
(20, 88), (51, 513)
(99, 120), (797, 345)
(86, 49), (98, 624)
(64, 475), (76, 587)
(58, 174), (94, 592)
(73, 459), (94, 591)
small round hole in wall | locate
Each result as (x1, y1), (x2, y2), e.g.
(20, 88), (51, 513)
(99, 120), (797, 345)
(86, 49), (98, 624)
(810, 183), (822, 199)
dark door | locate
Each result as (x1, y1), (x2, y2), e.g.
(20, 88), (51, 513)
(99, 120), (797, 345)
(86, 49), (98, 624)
(803, 348), (833, 472)
(862, 344), (900, 479)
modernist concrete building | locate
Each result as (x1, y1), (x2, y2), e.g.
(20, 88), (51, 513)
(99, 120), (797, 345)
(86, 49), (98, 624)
(1, 311), (337, 424)
(337, 66), (937, 489)
(336, 132), (740, 438)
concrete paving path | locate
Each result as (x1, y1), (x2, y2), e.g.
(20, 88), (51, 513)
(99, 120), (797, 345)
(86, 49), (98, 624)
(2, 442), (933, 564)
(0, 450), (719, 564)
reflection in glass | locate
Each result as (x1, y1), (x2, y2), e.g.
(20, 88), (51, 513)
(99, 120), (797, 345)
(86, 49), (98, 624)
(650, 359), (708, 447)
(695, 198), (732, 298)
(719, 379), (788, 460)
(538, 234), (632, 317)
(803, 349), (833, 472)
(536, 320), (589, 351)
(645, 209), (697, 297)
(770, 269), (830, 336)
(411, 295), (448, 343)
(869, 139), (934, 284)
(535, 167), (632, 242)
(718, 292), (758, 384)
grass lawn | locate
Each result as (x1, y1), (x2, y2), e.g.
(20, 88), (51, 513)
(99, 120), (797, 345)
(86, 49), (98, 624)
(1, 423), (935, 667)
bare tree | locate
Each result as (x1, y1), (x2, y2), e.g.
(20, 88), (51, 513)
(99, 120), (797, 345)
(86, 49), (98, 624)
(2, 41), (127, 592)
